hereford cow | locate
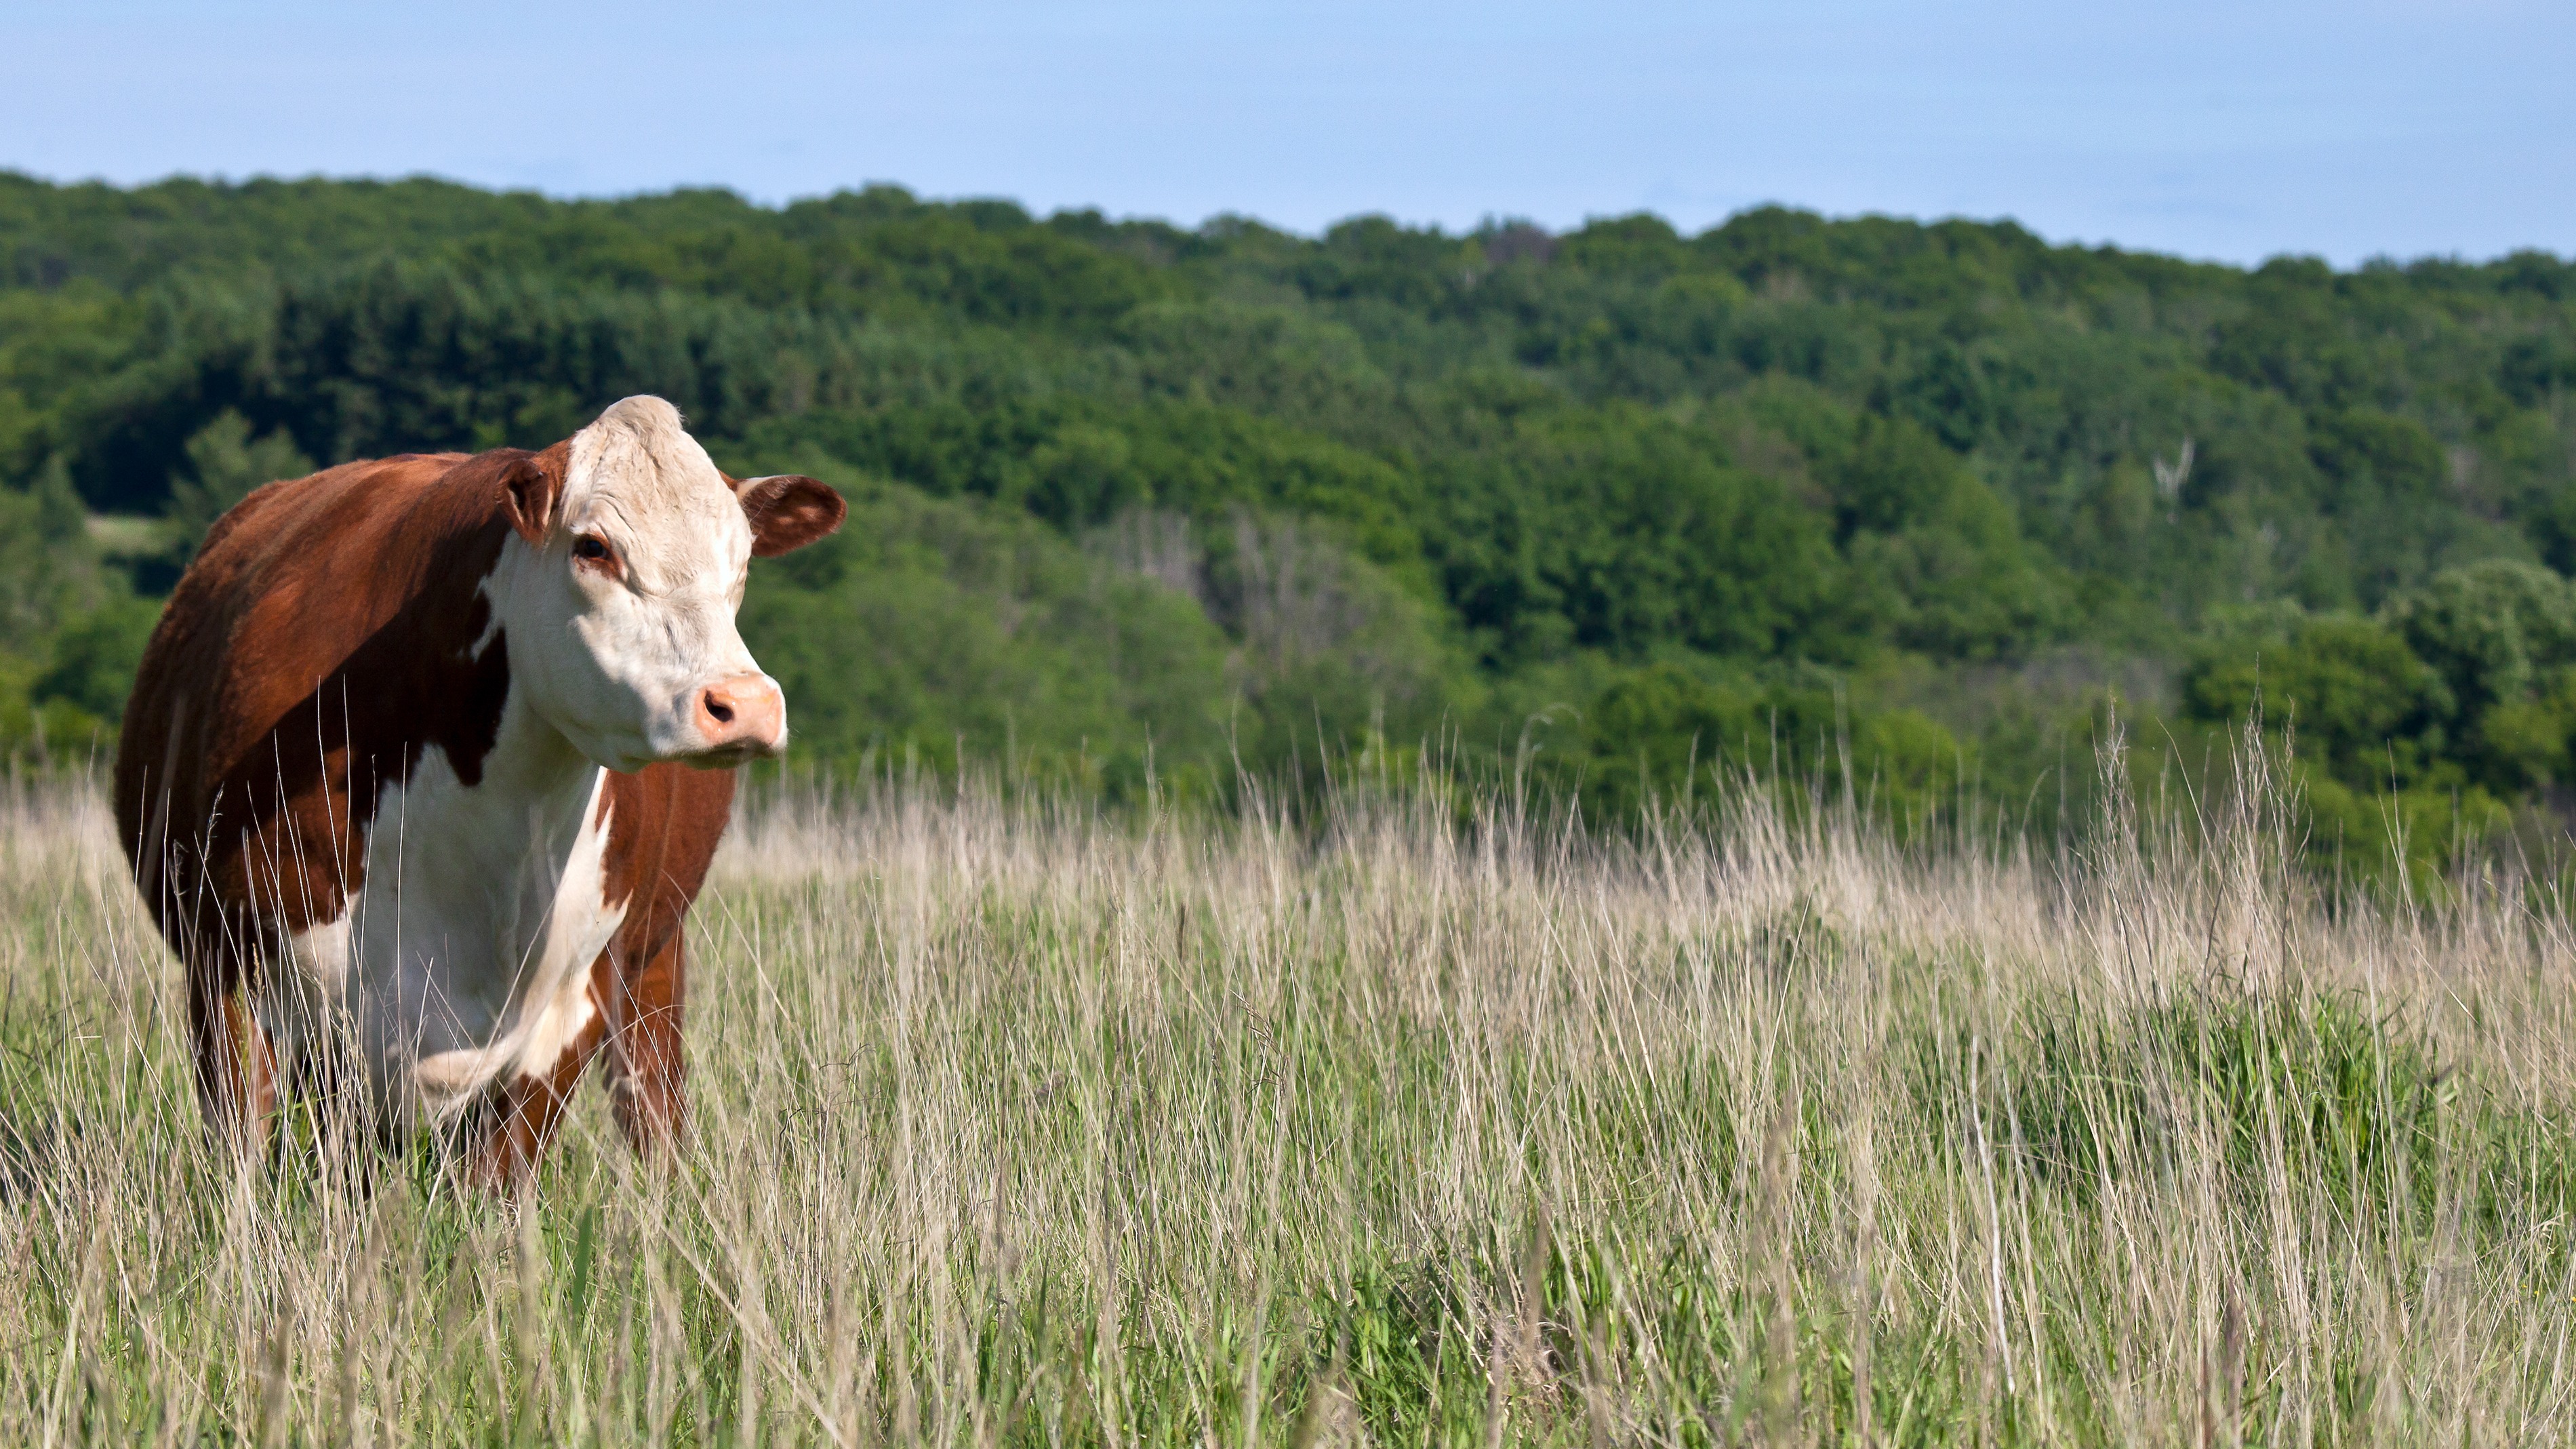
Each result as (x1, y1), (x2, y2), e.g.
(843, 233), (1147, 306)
(114, 396), (845, 1183)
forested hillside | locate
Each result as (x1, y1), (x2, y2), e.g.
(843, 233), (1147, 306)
(5, 172), (2575, 871)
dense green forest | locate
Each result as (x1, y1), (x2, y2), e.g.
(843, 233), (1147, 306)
(5, 172), (2576, 873)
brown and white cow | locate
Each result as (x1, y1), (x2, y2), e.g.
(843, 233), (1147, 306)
(113, 396), (845, 1183)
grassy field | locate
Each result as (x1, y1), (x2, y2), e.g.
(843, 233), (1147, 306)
(5, 736), (2576, 1446)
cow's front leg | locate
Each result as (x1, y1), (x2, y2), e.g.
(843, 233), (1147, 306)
(601, 936), (688, 1158)
(460, 1012), (609, 1189)
(190, 953), (279, 1162)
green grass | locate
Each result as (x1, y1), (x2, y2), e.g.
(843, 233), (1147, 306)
(4, 747), (2576, 1445)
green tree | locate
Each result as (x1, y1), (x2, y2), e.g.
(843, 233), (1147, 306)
(736, 473), (1236, 798)
(2184, 616), (2451, 792)
(165, 408), (315, 565)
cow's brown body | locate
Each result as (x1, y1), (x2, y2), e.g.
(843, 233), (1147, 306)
(116, 445), (738, 1180)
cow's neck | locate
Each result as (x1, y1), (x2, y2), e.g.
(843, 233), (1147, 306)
(401, 683), (609, 931)
(470, 683), (601, 812)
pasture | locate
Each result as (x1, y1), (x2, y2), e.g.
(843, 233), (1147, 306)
(4, 740), (2575, 1445)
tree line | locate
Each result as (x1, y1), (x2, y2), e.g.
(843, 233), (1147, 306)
(4, 172), (2575, 874)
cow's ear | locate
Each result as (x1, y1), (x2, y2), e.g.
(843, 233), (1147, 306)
(501, 450), (562, 544)
(735, 475), (845, 557)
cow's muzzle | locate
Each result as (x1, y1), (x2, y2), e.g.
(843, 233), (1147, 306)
(689, 673), (788, 762)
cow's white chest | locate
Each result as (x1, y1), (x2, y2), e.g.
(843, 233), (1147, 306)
(273, 741), (626, 1122)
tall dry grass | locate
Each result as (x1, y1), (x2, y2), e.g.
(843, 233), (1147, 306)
(3, 734), (2575, 1445)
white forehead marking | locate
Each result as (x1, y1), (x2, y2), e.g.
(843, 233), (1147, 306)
(562, 396), (752, 582)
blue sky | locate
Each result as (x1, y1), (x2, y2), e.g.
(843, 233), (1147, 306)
(5, 0), (2571, 265)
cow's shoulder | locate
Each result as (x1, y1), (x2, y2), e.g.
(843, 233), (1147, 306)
(116, 450), (526, 867)
(232, 458), (510, 777)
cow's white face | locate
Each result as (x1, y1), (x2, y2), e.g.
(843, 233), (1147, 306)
(486, 396), (844, 773)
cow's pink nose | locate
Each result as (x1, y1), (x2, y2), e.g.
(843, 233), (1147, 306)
(696, 675), (786, 755)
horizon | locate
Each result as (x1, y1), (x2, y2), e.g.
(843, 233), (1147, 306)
(14, 165), (2569, 275)
(8, 1), (2571, 270)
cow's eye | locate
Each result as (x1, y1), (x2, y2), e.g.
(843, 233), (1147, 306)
(572, 535), (612, 563)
